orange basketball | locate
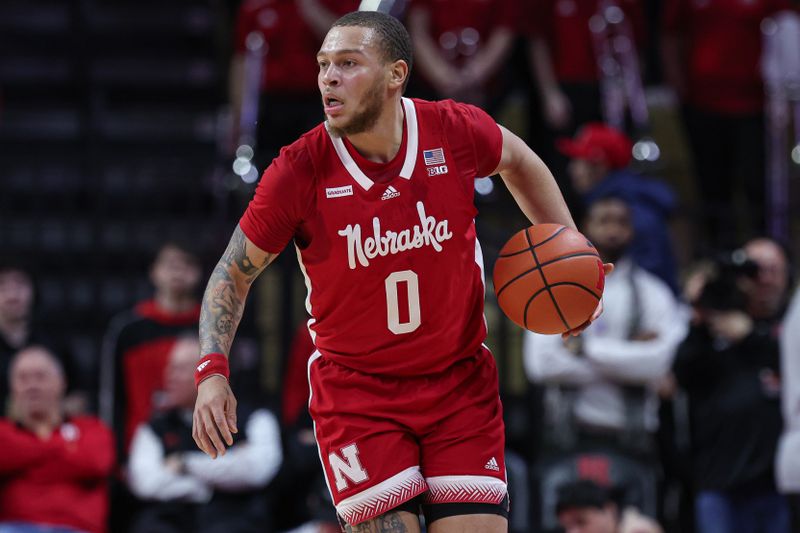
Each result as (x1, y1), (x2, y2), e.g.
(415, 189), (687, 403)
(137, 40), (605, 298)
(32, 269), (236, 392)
(493, 224), (605, 334)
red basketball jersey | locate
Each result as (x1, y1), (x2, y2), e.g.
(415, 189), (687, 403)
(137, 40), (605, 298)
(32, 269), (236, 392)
(240, 98), (503, 375)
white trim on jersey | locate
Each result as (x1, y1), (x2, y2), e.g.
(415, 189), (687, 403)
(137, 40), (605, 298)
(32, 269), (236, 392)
(398, 98), (418, 179)
(295, 245), (317, 343)
(306, 351), (334, 499)
(324, 97), (419, 191)
(474, 227), (490, 332)
(336, 465), (428, 525)
(424, 475), (507, 505)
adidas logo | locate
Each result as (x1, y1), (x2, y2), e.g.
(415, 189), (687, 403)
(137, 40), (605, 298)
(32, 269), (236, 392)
(381, 186), (400, 200)
(196, 360), (210, 372)
(484, 457), (500, 471)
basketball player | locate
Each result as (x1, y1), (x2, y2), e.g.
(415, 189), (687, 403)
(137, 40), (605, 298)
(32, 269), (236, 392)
(193, 11), (611, 533)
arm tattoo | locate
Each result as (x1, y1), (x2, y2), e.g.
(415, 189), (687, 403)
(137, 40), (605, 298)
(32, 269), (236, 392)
(344, 512), (410, 533)
(199, 226), (274, 356)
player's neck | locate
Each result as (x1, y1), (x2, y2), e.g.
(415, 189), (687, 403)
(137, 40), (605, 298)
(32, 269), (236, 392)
(345, 99), (404, 164)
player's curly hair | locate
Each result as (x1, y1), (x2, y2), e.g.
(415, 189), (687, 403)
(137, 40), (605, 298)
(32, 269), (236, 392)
(332, 11), (413, 91)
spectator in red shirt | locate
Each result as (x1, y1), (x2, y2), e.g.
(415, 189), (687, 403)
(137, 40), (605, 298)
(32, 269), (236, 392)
(528, 0), (645, 132)
(526, 0), (645, 206)
(407, 0), (517, 112)
(231, 0), (358, 165)
(100, 241), (203, 459)
(0, 346), (115, 533)
(661, 0), (790, 248)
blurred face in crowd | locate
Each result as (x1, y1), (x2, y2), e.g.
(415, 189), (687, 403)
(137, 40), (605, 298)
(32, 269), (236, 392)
(558, 504), (618, 533)
(0, 269), (34, 323)
(164, 338), (201, 409)
(150, 245), (202, 298)
(743, 238), (789, 317)
(569, 159), (608, 194)
(318, 25), (401, 138)
(10, 346), (65, 422)
(582, 198), (634, 264)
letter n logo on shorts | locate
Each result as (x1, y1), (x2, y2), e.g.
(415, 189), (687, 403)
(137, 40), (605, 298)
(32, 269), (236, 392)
(329, 443), (368, 492)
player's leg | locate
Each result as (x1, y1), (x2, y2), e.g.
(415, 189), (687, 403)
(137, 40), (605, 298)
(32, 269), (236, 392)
(427, 513), (507, 533)
(341, 509), (421, 532)
(308, 354), (428, 530)
(418, 347), (510, 533)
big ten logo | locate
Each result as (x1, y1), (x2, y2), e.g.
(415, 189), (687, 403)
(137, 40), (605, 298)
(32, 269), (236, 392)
(329, 443), (369, 491)
(427, 165), (448, 177)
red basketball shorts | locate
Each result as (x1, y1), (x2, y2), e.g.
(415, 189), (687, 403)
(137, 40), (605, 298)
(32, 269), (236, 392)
(307, 345), (507, 525)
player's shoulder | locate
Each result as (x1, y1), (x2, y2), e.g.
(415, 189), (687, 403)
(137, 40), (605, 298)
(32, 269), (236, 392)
(271, 123), (329, 174)
(412, 97), (481, 118)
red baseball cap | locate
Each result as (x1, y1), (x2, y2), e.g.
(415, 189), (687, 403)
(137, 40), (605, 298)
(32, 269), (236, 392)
(556, 123), (633, 170)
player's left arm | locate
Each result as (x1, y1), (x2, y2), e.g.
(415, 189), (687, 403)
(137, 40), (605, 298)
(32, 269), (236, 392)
(493, 125), (614, 336)
(493, 125), (577, 230)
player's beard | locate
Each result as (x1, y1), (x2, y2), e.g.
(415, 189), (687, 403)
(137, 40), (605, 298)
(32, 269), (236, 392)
(327, 77), (385, 138)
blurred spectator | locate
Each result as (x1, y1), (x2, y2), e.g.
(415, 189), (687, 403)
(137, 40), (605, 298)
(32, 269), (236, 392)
(100, 241), (203, 458)
(673, 248), (791, 532)
(558, 123), (679, 292)
(555, 479), (663, 533)
(407, 0), (517, 110)
(528, 0), (645, 133)
(127, 337), (281, 533)
(661, 0), (790, 248)
(524, 197), (687, 528)
(741, 238), (791, 325)
(0, 346), (114, 533)
(0, 260), (87, 415)
(230, 0), (356, 166)
(777, 286), (800, 530)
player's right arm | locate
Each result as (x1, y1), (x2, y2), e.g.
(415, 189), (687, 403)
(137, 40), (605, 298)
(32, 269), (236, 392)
(193, 225), (277, 459)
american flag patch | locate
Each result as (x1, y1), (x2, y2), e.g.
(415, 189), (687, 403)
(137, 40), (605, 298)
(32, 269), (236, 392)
(423, 148), (446, 166)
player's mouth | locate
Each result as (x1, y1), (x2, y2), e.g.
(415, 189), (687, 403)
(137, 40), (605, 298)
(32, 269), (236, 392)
(324, 95), (345, 116)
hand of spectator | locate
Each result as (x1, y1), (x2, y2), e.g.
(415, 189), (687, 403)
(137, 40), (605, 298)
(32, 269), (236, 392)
(164, 453), (186, 475)
(631, 331), (658, 341)
(193, 375), (238, 459)
(619, 506), (664, 533)
(562, 263), (614, 339)
(707, 310), (753, 344)
(542, 88), (572, 130)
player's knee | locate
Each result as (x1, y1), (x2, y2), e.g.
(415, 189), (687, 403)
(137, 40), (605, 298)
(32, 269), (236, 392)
(340, 510), (421, 533)
(426, 513), (508, 533)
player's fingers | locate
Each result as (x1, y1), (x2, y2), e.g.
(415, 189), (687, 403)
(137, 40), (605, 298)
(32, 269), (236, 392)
(214, 407), (234, 447)
(591, 301), (604, 321)
(226, 394), (238, 434)
(202, 408), (227, 456)
(194, 413), (216, 458)
(603, 263), (615, 275)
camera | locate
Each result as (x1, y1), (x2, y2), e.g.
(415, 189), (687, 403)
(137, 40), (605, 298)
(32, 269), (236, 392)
(696, 249), (759, 312)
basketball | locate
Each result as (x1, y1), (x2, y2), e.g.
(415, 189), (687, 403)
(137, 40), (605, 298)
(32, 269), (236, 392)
(493, 224), (605, 334)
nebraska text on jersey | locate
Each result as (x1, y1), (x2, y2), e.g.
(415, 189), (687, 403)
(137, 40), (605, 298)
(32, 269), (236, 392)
(338, 201), (453, 269)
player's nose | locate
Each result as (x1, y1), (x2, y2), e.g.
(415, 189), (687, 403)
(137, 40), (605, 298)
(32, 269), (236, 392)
(320, 65), (340, 86)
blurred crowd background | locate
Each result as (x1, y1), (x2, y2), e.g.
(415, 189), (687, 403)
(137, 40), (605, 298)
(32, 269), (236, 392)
(1, 0), (800, 532)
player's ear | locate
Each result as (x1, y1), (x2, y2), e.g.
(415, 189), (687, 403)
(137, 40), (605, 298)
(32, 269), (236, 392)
(388, 59), (408, 90)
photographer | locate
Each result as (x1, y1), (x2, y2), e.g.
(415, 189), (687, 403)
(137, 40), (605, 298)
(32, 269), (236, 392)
(673, 242), (790, 533)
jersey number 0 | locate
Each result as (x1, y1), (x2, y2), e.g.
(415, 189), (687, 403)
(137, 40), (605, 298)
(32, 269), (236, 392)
(385, 270), (421, 334)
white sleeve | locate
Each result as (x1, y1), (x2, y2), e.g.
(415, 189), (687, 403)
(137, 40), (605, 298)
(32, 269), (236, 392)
(583, 279), (688, 383)
(523, 330), (600, 385)
(127, 425), (211, 503)
(781, 289), (800, 430)
(184, 409), (283, 492)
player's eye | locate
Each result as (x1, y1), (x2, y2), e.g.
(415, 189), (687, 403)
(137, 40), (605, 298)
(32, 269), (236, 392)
(342, 59), (356, 67)
(318, 60), (329, 69)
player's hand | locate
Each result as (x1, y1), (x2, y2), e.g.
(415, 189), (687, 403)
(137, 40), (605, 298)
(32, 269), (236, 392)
(192, 375), (238, 458)
(562, 262), (614, 339)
